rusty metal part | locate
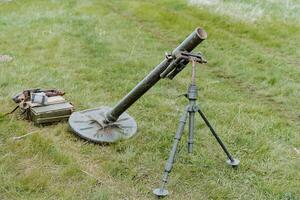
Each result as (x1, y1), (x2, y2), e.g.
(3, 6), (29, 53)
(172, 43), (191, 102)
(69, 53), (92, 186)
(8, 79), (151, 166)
(44, 90), (65, 97)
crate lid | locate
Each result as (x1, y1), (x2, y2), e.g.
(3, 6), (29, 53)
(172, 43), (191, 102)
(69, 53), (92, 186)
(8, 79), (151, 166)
(30, 102), (73, 114)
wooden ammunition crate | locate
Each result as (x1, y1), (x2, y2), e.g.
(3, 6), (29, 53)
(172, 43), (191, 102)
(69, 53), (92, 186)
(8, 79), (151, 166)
(29, 102), (74, 125)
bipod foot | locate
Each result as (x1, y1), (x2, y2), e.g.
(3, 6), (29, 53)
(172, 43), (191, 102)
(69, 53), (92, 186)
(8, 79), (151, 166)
(153, 188), (169, 198)
(226, 158), (240, 167)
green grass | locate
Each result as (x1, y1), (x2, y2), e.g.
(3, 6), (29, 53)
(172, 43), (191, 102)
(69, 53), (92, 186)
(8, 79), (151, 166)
(0, 0), (299, 199)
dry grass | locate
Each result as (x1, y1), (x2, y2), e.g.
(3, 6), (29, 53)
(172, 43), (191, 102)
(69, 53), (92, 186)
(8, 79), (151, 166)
(188, 0), (300, 23)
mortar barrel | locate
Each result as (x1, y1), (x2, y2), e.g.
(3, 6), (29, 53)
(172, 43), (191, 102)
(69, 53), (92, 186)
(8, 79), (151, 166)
(106, 28), (207, 122)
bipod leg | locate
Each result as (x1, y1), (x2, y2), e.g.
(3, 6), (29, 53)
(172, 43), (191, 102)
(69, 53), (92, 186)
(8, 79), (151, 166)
(153, 107), (189, 198)
(196, 106), (240, 167)
(188, 106), (196, 153)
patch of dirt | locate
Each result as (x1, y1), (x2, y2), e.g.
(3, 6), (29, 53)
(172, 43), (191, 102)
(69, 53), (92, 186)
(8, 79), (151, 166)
(0, 55), (13, 62)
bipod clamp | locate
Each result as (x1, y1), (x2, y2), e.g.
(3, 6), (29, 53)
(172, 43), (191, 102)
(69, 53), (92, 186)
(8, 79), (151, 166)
(160, 51), (206, 79)
(179, 51), (207, 64)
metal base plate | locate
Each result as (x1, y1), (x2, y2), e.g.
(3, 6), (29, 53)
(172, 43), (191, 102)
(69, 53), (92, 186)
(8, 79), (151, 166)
(153, 188), (169, 197)
(226, 158), (240, 167)
(68, 106), (137, 143)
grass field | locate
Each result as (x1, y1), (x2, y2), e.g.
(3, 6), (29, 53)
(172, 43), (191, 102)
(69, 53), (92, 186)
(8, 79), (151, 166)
(0, 0), (299, 199)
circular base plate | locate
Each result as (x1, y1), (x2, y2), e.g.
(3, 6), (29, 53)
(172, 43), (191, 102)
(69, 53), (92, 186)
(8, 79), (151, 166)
(226, 158), (240, 167)
(69, 106), (137, 143)
(153, 188), (169, 197)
